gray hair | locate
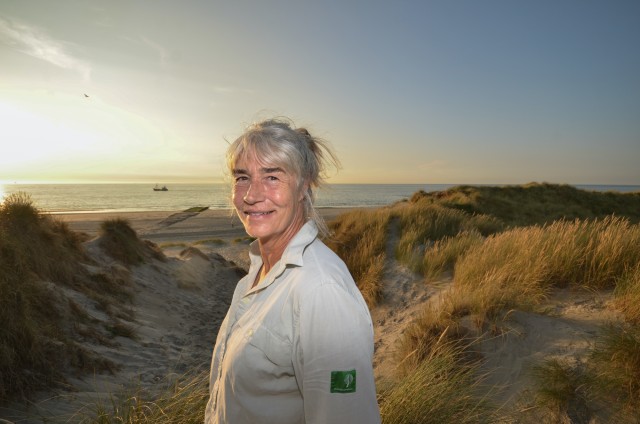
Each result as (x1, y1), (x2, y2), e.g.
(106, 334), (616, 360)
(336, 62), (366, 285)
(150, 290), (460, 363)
(226, 118), (340, 238)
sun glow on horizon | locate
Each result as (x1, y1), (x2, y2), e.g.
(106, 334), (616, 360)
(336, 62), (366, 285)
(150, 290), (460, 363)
(0, 89), (195, 183)
(0, 99), (104, 167)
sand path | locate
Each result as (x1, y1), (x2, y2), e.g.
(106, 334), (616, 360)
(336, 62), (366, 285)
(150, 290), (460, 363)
(367, 217), (623, 419)
(370, 217), (450, 385)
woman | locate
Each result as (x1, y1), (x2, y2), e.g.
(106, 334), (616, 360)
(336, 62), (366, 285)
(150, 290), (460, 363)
(205, 119), (380, 423)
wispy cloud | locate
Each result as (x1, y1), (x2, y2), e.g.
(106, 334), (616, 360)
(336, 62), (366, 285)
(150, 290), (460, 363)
(0, 16), (91, 81)
(141, 36), (169, 66)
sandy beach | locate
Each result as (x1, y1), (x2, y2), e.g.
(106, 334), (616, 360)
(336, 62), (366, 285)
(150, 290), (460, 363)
(55, 207), (358, 268)
(55, 207), (354, 243)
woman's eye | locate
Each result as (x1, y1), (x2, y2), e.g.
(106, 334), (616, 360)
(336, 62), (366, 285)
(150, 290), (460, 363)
(266, 176), (279, 181)
(235, 176), (249, 184)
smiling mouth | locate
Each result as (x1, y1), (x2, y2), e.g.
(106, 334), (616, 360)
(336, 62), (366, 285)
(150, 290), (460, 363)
(245, 211), (274, 216)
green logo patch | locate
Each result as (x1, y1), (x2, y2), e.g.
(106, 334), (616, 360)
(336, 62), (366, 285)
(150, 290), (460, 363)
(330, 369), (356, 393)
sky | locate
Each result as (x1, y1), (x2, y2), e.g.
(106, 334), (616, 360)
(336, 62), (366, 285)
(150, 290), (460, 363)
(0, 0), (638, 185)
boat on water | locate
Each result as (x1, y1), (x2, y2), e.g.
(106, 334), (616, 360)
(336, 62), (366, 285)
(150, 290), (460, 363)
(153, 184), (168, 191)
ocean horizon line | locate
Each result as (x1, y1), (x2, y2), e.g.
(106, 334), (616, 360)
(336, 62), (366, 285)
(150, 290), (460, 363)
(2, 181), (639, 187)
(2, 182), (638, 215)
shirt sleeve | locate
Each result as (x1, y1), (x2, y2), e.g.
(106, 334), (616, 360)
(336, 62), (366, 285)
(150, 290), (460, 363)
(293, 282), (381, 424)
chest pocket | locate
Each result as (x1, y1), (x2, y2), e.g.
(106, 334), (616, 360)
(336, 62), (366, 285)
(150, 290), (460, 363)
(246, 324), (292, 370)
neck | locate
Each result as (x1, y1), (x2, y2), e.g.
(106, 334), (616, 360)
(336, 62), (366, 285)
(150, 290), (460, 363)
(258, 218), (306, 275)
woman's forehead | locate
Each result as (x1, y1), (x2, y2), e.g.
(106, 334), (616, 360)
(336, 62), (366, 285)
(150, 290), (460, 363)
(235, 149), (292, 173)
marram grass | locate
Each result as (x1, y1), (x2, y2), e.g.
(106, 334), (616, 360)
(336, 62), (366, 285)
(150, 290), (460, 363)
(326, 208), (391, 307)
(614, 262), (640, 324)
(421, 230), (484, 280)
(531, 325), (640, 423)
(79, 371), (209, 423)
(450, 216), (640, 323)
(0, 193), (143, 401)
(379, 344), (496, 424)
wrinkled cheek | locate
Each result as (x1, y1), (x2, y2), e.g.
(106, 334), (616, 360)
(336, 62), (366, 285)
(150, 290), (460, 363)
(232, 188), (245, 208)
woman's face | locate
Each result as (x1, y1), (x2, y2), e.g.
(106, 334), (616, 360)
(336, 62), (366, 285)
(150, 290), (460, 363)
(232, 152), (306, 248)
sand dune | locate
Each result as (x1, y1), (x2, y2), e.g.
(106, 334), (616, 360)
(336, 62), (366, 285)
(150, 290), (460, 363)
(0, 207), (625, 422)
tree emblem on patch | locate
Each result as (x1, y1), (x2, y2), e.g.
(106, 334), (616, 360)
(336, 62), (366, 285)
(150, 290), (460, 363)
(330, 369), (356, 393)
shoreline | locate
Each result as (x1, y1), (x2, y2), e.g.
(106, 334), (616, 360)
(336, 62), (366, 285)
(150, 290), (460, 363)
(55, 206), (364, 244)
(47, 205), (372, 215)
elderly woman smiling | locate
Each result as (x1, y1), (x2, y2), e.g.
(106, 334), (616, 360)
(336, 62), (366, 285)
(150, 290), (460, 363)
(205, 119), (380, 423)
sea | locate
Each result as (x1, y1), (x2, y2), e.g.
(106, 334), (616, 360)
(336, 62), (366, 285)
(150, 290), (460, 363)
(0, 183), (638, 214)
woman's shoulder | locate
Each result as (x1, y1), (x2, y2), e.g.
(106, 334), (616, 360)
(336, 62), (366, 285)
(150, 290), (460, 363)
(289, 239), (358, 295)
(304, 238), (350, 273)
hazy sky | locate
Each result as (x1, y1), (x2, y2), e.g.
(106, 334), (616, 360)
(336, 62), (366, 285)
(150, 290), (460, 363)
(1, 0), (638, 184)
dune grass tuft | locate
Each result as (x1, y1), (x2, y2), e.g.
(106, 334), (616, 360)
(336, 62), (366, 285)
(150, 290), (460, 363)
(422, 230), (484, 280)
(325, 208), (391, 307)
(0, 193), (139, 401)
(394, 203), (503, 274)
(0, 193), (88, 399)
(448, 216), (640, 325)
(589, 324), (640, 419)
(194, 238), (226, 246)
(531, 325), (640, 423)
(83, 371), (208, 423)
(414, 182), (640, 226)
(531, 359), (591, 423)
(99, 218), (165, 265)
(614, 263), (640, 324)
(379, 343), (496, 424)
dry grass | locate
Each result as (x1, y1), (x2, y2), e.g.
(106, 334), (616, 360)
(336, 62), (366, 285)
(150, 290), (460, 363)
(379, 343), (496, 424)
(394, 306), (466, 376)
(99, 219), (166, 266)
(394, 202), (503, 274)
(412, 182), (640, 226)
(326, 208), (392, 307)
(82, 372), (208, 423)
(194, 238), (226, 246)
(422, 230), (484, 280)
(589, 325), (640, 420)
(0, 193), (86, 399)
(447, 216), (640, 325)
(530, 359), (591, 423)
(0, 193), (139, 402)
(614, 263), (640, 324)
(395, 213), (640, 422)
(531, 325), (640, 423)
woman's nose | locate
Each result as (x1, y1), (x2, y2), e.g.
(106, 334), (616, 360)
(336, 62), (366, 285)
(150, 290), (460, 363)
(243, 181), (264, 203)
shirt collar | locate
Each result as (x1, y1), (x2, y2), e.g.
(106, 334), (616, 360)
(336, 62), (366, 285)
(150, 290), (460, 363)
(246, 220), (318, 292)
(280, 220), (318, 267)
